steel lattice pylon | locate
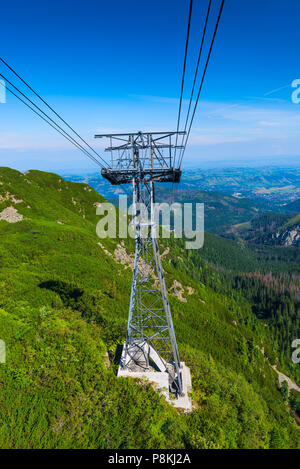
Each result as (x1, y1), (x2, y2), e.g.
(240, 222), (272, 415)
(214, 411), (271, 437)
(95, 131), (186, 396)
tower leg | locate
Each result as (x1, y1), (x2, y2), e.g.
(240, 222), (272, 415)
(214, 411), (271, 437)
(122, 178), (183, 396)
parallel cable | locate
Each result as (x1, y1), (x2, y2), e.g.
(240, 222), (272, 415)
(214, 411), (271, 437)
(0, 77), (132, 197)
(0, 81), (103, 168)
(179, 0), (225, 167)
(0, 57), (109, 167)
(178, 0), (212, 163)
(0, 72), (106, 168)
(174, 0), (193, 166)
(1, 80), (131, 195)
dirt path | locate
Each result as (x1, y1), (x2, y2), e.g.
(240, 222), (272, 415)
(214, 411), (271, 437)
(272, 365), (300, 395)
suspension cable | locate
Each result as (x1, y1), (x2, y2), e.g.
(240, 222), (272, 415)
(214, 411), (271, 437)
(179, 0), (225, 167)
(0, 81), (104, 168)
(0, 57), (109, 167)
(174, 0), (193, 167)
(0, 72), (107, 168)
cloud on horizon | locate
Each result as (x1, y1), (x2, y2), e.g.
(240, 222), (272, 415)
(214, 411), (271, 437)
(1, 93), (300, 168)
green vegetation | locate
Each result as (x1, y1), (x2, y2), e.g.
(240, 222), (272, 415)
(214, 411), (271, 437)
(284, 198), (300, 213)
(156, 186), (267, 235)
(0, 167), (299, 449)
(228, 211), (300, 249)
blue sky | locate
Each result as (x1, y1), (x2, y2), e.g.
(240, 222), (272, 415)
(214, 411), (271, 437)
(0, 0), (300, 172)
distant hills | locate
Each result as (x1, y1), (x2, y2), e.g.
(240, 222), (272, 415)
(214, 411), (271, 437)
(64, 166), (299, 237)
(155, 187), (268, 235)
(64, 165), (300, 209)
(175, 166), (300, 208)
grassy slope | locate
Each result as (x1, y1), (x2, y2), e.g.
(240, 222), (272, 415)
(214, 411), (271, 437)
(0, 167), (298, 449)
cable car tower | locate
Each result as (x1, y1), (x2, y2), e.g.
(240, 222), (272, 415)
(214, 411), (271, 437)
(95, 131), (186, 397)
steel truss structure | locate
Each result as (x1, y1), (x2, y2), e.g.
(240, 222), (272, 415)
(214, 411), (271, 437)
(95, 131), (186, 396)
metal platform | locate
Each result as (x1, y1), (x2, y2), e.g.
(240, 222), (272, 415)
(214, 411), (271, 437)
(101, 167), (181, 185)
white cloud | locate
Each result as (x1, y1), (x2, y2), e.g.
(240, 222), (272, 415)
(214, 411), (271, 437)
(258, 121), (280, 127)
(2, 92), (300, 165)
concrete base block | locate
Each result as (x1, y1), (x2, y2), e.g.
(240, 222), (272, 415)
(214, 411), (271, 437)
(117, 344), (192, 412)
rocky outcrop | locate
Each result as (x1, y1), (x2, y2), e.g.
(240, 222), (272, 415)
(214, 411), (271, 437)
(0, 206), (23, 223)
(269, 224), (300, 247)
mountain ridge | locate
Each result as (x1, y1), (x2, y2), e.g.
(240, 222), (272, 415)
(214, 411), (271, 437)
(229, 212), (300, 247)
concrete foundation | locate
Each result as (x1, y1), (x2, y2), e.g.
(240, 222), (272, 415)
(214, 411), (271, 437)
(117, 343), (192, 412)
